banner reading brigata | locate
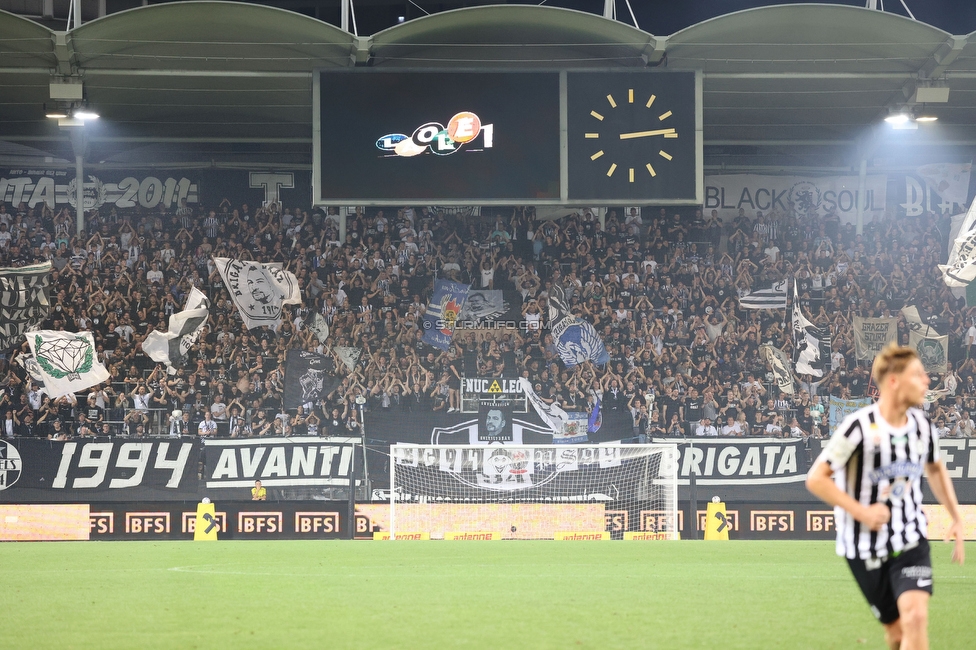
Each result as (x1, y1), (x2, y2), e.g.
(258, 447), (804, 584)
(704, 174), (887, 222)
(652, 437), (808, 485)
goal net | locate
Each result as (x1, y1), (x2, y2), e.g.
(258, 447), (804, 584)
(389, 444), (678, 540)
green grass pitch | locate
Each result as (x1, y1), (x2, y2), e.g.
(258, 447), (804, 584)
(1, 540), (973, 649)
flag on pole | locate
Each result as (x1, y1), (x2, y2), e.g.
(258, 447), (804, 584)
(421, 279), (470, 350)
(26, 330), (110, 398)
(334, 346), (362, 372)
(548, 284), (609, 367)
(519, 378), (569, 433)
(213, 257), (301, 330)
(902, 305), (940, 337)
(792, 281), (830, 377)
(939, 198), (976, 287)
(0, 261), (52, 351)
(909, 331), (949, 374)
(308, 312), (330, 344)
(14, 352), (47, 393)
(760, 344), (795, 395)
(738, 279), (788, 310)
(141, 287), (210, 370)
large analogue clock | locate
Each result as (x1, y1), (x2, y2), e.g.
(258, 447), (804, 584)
(567, 71), (698, 203)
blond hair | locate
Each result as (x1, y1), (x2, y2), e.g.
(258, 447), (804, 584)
(871, 343), (919, 385)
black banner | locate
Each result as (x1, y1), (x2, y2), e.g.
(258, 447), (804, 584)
(0, 438), (200, 503)
(0, 262), (52, 351)
(0, 168), (310, 212)
(283, 349), (340, 410)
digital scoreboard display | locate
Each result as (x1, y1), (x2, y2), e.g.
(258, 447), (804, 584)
(315, 71), (562, 204)
(314, 70), (700, 206)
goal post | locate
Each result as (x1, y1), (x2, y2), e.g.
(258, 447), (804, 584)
(389, 443), (679, 540)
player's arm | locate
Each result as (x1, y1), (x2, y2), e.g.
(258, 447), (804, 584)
(805, 461), (890, 532)
(925, 460), (966, 565)
(806, 425), (890, 532)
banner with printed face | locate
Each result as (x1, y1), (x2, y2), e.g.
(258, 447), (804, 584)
(910, 331), (949, 374)
(455, 290), (524, 328)
(853, 317), (898, 361)
(0, 261), (51, 352)
(421, 279), (470, 350)
(26, 330), (110, 398)
(703, 174), (887, 222)
(213, 257), (301, 330)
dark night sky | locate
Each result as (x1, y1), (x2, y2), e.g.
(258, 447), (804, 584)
(391, 0), (976, 36)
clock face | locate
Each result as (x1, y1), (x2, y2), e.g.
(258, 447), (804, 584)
(567, 71), (698, 203)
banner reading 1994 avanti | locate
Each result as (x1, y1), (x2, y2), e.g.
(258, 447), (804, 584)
(703, 174), (887, 222)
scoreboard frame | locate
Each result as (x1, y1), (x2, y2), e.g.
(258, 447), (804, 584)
(313, 68), (702, 207)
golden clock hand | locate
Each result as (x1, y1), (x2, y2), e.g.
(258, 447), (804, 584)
(618, 128), (676, 140)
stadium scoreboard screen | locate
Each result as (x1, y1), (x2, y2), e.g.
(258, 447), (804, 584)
(314, 70), (701, 206)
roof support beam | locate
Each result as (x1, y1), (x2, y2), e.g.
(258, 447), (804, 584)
(52, 32), (75, 75)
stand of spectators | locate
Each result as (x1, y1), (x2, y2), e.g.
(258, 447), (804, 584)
(0, 197), (973, 441)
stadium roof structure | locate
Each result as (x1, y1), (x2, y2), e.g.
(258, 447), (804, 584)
(2, 2), (976, 170)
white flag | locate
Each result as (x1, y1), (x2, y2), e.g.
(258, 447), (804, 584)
(142, 287), (210, 369)
(213, 257), (301, 330)
(14, 352), (47, 394)
(519, 378), (568, 433)
(26, 330), (110, 398)
(793, 281), (830, 377)
(738, 280), (788, 310)
(909, 331), (949, 374)
(335, 346), (361, 372)
(308, 312), (330, 344)
(938, 199), (976, 287)
(917, 162), (972, 206)
(759, 345), (795, 395)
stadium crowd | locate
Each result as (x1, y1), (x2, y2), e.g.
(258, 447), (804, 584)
(1, 195), (975, 442)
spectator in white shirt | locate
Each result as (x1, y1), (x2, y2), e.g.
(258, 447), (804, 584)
(197, 411), (217, 437)
(695, 418), (718, 437)
(721, 416), (743, 437)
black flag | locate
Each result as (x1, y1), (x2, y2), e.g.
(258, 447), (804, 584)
(284, 349), (341, 410)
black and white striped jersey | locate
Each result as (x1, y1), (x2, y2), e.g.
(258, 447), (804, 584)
(817, 404), (939, 560)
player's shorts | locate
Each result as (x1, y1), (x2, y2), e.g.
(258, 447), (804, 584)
(846, 539), (933, 625)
